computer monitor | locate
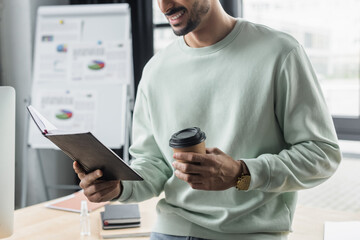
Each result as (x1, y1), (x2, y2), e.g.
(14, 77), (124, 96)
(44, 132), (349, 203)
(0, 86), (15, 238)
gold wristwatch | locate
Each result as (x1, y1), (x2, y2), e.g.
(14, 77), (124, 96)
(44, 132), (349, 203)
(236, 161), (251, 190)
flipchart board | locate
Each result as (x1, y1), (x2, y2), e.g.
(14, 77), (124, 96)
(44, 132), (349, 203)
(28, 4), (134, 149)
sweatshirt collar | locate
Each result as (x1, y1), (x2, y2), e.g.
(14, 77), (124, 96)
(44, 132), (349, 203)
(178, 18), (245, 56)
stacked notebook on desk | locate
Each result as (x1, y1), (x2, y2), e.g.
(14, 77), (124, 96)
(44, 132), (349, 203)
(99, 197), (160, 239)
(101, 204), (141, 230)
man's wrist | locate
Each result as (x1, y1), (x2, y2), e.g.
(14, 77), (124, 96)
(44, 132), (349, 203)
(239, 160), (250, 176)
(235, 160), (251, 190)
(111, 181), (123, 202)
(232, 160), (242, 187)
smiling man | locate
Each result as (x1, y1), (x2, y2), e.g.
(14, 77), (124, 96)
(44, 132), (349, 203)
(73, 1), (341, 239)
(164, 0), (210, 36)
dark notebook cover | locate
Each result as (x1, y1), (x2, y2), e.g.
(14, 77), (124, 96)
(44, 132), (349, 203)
(27, 105), (143, 181)
(100, 212), (140, 230)
(103, 204), (140, 225)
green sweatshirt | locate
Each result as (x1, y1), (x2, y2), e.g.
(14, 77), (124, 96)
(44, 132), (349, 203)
(118, 19), (341, 240)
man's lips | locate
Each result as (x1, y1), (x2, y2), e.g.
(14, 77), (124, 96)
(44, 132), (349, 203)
(165, 6), (186, 17)
(165, 7), (186, 26)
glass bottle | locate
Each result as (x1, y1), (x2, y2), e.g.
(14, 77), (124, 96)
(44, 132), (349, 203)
(80, 200), (91, 236)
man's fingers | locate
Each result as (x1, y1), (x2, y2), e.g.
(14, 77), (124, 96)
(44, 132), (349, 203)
(73, 161), (86, 180)
(172, 161), (214, 176)
(173, 152), (206, 164)
(79, 169), (103, 189)
(73, 161), (83, 174)
(99, 183), (121, 202)
(190, 182), (205, 190)
(174, 170), (203, 184)
(172, 161), (201, 173)
(83, 180), (110, 196)
(93, 180), (119, 195)
(206, 147), (224, 155)
(85, 181), (120, 203)
(73, 160), (121, 202)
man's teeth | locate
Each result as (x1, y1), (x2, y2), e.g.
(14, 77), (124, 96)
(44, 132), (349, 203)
(171, 11), (184, 20)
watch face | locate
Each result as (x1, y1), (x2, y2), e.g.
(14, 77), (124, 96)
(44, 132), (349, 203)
(237, 175), (251, 190)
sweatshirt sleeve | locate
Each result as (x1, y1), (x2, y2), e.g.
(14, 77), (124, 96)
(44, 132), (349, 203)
(118, 87), (173, 202)
(243, 45), (342, 192)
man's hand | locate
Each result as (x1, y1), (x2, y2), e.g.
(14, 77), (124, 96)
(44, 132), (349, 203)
(172, 147), (242, 191)
(73, 161), (122, 202)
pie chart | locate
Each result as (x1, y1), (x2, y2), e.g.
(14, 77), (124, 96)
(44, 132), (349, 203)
(56, 109), (73, 120)
(56, 44), (68, 52)
(88, 60), (105, 70)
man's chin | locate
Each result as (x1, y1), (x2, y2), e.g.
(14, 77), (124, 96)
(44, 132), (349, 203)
(171, 19), (199, 36)
(172, 24), (193, 36)
(172, 27), (186, 36)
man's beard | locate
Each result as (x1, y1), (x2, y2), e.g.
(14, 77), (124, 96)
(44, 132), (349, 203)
(172, 17), (200, 36)
(171, 1), (210, 36)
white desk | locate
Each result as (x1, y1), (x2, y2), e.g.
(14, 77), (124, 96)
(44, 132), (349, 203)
(4, 197), (360, 239)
